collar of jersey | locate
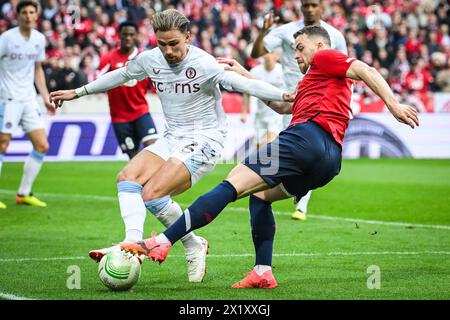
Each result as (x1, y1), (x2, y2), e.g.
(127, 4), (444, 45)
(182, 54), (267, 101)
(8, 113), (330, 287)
(167, 45), (192, 68)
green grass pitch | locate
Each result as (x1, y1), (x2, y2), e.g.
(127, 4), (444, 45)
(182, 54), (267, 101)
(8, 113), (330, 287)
(0, 159), (449, 300)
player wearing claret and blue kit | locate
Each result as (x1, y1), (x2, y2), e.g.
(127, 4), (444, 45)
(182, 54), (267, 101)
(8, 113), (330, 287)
(50, 9), (293, 283)
(0, 0), (56, 209)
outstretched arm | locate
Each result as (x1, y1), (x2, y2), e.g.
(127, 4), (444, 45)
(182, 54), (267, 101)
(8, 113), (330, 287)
(346, 61), (419, 128)
(264, 101), (293, 114)
(220, 69), (293, 103)
(49, 68), (133, 108)
(217, 57), (294, 113)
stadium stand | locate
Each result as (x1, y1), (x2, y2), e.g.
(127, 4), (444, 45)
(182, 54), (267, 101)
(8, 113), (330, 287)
(0, 0), (449, 112)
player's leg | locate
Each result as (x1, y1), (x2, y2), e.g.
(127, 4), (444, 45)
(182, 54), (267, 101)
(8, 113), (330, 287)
(121, 163), (270, 260)
(88, 148), (166, 262)
(253, 115), (266, 149)
(90, 148), (164, 260)
(0, 133), (11, 209)
(141, 157), (209, 281)
(278, 114), (310, 220)
(15, 101), (48, 206)
(292, 190), (312, 221)
(157, 163), (269, 245)
(16, 128), (48, 207)
(235, 114), (284, 283)
(118, 148), (167, 241)
(112, 121), (140, 159)
(140, 138), (224, 282)
(0, 99), (24, 209)
(232, 185), (290, 289)
(134, 113), (158, 149)
(264, 114), (281, 146)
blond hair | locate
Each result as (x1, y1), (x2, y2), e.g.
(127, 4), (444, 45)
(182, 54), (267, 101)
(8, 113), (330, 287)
(152, 9), (190, 33)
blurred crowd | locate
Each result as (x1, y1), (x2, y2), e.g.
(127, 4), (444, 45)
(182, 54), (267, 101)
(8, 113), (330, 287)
(0, 0), (449, 112)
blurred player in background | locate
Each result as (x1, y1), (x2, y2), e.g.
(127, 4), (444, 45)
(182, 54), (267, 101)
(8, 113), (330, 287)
(97, 21), (158, 159)
(120, 25), (419, 289)
(240, 51), (284, 149)
(251, 0), (348, 221)
(50, 9), (292, 282)
(0, 0), (56, 209)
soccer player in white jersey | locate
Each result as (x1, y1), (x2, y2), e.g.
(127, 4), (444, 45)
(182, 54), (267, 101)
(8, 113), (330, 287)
(0, 0), (56, 209)
(251, 0), (348, 221)
(49, 9), (293, 283)
(241, 51), (284, 148)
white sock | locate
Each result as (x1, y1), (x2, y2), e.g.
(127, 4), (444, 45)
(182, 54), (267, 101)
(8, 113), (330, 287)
(117, 181), (146, 242)
(254, 265), (272, 276)
(18, 150), (45, 196)
(296, 190), (312, 213)
(156, 233), (171, 244)
(151, 198), (200, 249)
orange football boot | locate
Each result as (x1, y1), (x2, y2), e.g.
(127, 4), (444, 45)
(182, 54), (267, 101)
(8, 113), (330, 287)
(232, 269), (278, 289)
(120, 233), (172, 263)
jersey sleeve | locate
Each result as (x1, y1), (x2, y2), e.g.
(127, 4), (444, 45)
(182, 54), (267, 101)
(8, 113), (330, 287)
(313, 50), (356, 78)
(124, 52), (149, 81)
(37, 34), (46, 62)
(208, 58), (234, 90)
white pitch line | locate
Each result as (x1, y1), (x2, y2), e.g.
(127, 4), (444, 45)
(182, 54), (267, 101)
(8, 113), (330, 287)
(1, 251), (450, 263)
(208, 251), (450, 257)
(1, 189), (450, 231)
(0, 256), (87, 263)
(0, 292), (34, 300)
(225, 206), (450, 230)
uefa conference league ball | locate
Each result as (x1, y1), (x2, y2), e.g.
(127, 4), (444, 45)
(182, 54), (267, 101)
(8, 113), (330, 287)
(98, 251), (141, 291)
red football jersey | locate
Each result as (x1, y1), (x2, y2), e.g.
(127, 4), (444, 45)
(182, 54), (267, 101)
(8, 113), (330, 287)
(98, 48), (151, 123)
(290, 49), (356, 146)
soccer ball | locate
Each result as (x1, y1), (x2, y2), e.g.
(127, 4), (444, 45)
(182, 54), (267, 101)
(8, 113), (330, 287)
(98, 250), (141, 291)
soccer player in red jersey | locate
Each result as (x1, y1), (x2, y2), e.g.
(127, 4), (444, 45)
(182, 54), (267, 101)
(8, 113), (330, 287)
(121, 25), (419, 288)
(98, 21), (158, 159)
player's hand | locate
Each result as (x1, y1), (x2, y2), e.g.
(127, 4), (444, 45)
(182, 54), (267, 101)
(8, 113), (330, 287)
(262, 12), (279, 31)
(216, 57), (252, 78)
(240, 112), (248, 123)
(49, 89), (78, 108)
(389, 103), (419, 129)
(282, 92), (296, 102)
(44, 97), (56, 116)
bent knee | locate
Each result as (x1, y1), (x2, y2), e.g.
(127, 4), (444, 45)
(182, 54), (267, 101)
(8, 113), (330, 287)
(0, 141), (10, 153)
(116, 170), (132, 183)
(141, 185), (167, 202)
(34, 143), (49, 154)
(0, 135), (11, 153)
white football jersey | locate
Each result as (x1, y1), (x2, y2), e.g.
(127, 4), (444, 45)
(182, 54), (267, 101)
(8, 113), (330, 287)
(263, 20), (348, 91)
(0, 27), (46, 101)
(250, 63), (284, 119)
(124, 45), (283, 134)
